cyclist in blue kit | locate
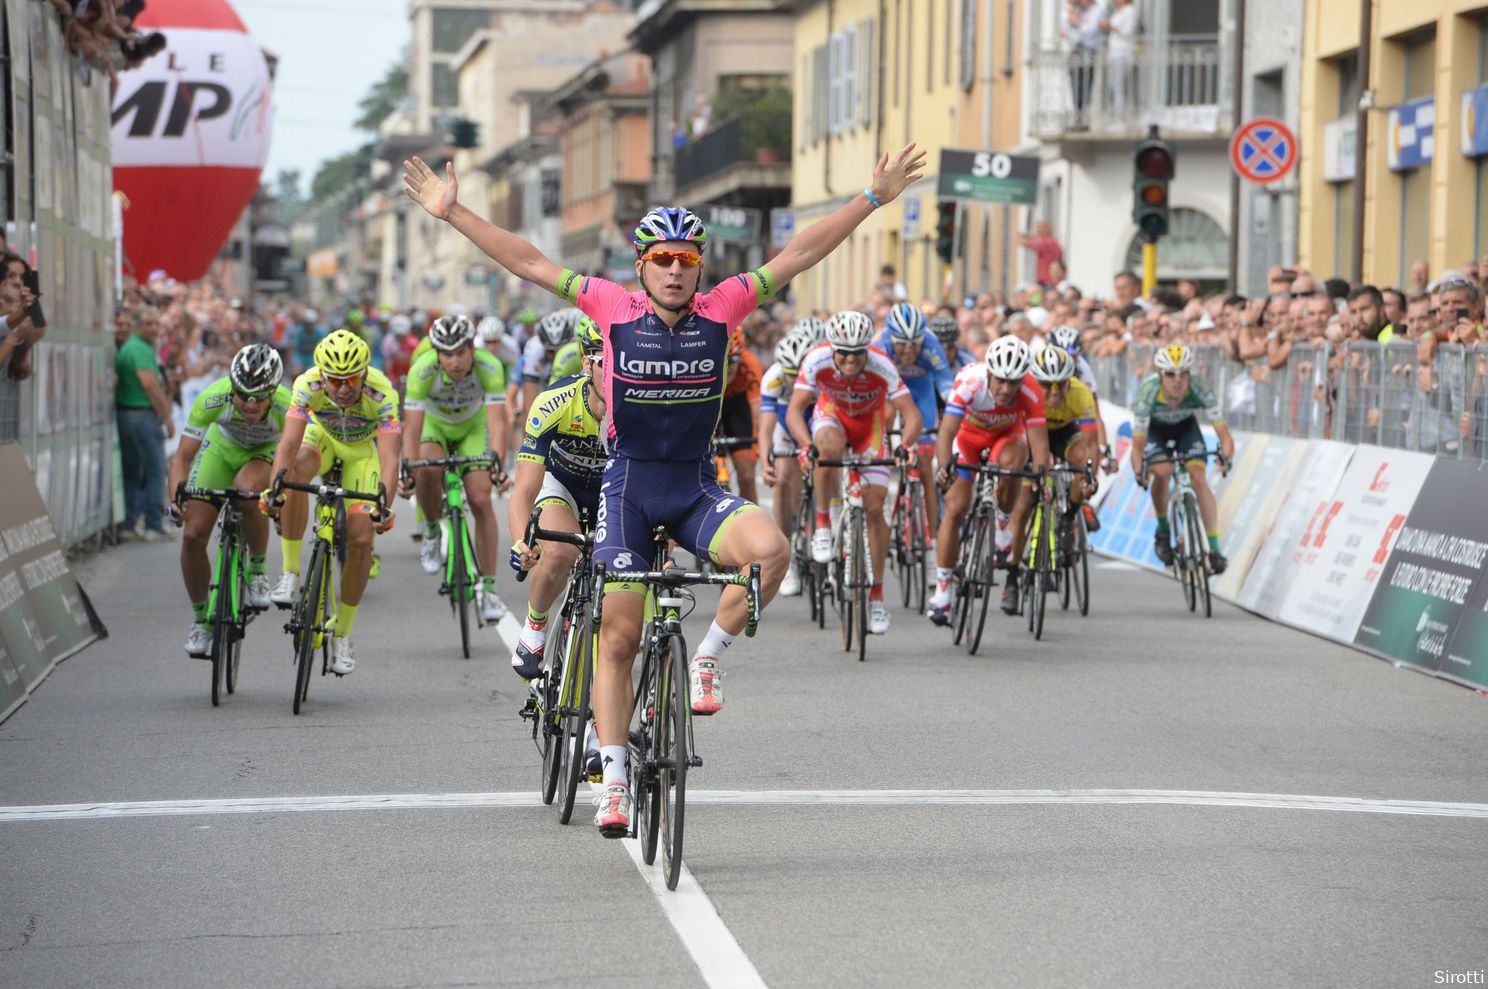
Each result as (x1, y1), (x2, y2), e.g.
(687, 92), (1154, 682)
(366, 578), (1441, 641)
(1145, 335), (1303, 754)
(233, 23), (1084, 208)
(403, 143), (927, 836)
(877, 302), (954, 535)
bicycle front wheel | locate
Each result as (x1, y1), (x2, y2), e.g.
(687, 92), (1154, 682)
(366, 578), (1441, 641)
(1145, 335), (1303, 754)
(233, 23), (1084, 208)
(837, 527), (853, 654)
(559, 626), (594, 825)
(659, 635), (689, 890)
(909, 493), (928, 616)
(1186, 494), (1212, 618)
(539, 622), (566, 806)
(452, 514), (472, 658)
(1173, 507), (1196, 612)
(293, 547), (327, 715)
(632, 645), (661, 864)
(969, 514), (992, 656)
(1031, 513), (1051, 641)
(891, 493), (910, 608)
(1074, 512), (1091, 617)
(853, 514), (869, 662)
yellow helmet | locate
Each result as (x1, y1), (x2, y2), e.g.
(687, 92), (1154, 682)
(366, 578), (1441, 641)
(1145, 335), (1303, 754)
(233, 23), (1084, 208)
(314, 329), (371, 377)
(1154, 344), (1193, 373)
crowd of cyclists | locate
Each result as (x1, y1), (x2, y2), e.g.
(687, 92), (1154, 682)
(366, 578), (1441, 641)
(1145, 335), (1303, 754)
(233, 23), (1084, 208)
(160, 144), (1236, 838)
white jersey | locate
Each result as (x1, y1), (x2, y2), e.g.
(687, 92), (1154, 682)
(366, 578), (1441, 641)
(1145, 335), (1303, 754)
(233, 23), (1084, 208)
(521, 335), (554, 382)
(1074, 354), (1098, 397)
(760, 361), (794, 417)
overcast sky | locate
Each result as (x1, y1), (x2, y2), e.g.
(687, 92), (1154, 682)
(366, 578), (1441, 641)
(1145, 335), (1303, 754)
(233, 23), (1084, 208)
(232, 0), (411, 194)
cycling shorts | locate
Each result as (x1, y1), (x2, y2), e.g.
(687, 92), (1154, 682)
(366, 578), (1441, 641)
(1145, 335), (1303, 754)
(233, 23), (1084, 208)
(1047, 422), (1085, 460)
(954, 423), (1025, 480)
(771, 421), (796, 457)
(718, 394), (757, 464)
(187, 424), (275, 490)
(1142, 418), (1206, 466)
(303, 423), (383, 515)
(594, 457), (755, 587)
(536, 469), (598, 523)
(418, 414), (489, 473)
(812, 404), (890, 488)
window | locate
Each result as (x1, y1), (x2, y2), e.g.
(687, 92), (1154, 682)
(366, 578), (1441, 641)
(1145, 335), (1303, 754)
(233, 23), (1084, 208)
(1334, 182), (1354, 280)
(959, 0), (976, 92)
(1335, 52), (1360, 117)
(860, 17), (876, 126)
(1397, 32), (1435, 285)
(431, 63), (459, 109)
(430, 9), (492, 54)
(944, 0), (953, 86)
(813, 44), (829, 142)
(1476, 17), (1488, 255)
(841, 27), (858, 132)
(828, 33), (841, 134)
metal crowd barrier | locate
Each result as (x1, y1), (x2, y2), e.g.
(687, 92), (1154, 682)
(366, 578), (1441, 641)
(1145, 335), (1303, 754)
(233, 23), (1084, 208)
(1087, 340), (1488, 462)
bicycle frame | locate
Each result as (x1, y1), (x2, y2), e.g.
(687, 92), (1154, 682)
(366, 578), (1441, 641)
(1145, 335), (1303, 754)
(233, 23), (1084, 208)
(182, 485), (259, 706)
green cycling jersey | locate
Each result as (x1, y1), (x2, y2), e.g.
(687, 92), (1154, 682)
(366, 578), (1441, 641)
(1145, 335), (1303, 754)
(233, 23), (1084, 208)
(404, 347), (507, 425)
(1131, 373), (1224, 434)
(182, 377), (292, 449)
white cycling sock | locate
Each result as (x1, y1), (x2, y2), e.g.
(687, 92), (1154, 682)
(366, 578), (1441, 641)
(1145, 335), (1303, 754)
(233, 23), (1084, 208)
(696, 620), (735, 660)
(600, 745), (628, 786)
(517, 620), (546, 654)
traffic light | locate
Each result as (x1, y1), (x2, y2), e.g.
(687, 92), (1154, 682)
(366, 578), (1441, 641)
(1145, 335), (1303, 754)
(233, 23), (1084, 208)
(450, 117), (479, 149)
(935, 201), (957, 264)
(1132, 129), (1175, 241)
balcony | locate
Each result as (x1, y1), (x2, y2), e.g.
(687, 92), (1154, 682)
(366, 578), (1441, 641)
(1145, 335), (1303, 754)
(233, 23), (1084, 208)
(1029, 37), (1227, 139)
(672, 107), (792, 202)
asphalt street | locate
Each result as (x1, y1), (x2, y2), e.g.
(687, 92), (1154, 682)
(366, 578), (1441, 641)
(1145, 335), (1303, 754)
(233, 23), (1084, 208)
(3, 498), (1487, 988)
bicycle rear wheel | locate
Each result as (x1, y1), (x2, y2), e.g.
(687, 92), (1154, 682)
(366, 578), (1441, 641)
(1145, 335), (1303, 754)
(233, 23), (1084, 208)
(559, 626), (594, 825)
(293, 546), (326, 715)
(659, 635), (689, 890)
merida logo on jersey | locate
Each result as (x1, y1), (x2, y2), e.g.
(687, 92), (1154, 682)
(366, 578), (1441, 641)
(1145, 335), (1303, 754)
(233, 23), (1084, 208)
(617, 353), (716, 378)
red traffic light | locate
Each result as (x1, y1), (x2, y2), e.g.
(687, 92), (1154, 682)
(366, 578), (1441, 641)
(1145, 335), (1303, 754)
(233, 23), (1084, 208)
(1136, 146), (1173, 179)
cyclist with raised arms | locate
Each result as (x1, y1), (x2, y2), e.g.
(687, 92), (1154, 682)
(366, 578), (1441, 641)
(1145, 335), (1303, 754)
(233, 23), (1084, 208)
(401, 313), (512, 622)
(168, 344), (290, 656)
(758, 330), (814, 596)
(403, 142), (926, 836)
(1131, 344), (1234, 574)
(928, 335), (1050, 624)
(508, 320), (607, 680)
(877, 302), (953, 539)
(786, 310), (923, 635)
(932, 313), (975, 373)
(262, 329), (400, 675)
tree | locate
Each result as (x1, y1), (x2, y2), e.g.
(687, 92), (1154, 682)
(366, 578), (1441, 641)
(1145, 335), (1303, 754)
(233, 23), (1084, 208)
(355, 63), (409, 133)
(309, 144), (374, 204)
(273, 168), (306, 225)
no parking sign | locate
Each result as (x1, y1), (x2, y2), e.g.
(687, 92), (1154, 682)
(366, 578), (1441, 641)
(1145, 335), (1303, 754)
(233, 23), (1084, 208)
(1230, 118), (1297, 184)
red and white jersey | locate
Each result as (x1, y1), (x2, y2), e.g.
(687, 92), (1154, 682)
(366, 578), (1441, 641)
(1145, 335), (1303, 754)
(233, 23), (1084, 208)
(794, 343), (907, 420)
(945, 365), (1046, 433)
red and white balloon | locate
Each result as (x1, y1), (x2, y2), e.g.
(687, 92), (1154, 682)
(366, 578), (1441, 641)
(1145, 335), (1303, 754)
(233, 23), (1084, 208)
(110, 0), (272, 282)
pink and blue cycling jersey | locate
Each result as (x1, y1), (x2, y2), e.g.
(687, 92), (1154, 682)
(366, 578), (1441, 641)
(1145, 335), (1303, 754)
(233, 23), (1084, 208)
(558, 267), (774, 463)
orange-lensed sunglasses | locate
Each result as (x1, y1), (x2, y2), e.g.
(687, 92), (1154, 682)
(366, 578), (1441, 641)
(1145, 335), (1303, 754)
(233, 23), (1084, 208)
(642, 249), (703, 268)
(323, 371), (365, 388)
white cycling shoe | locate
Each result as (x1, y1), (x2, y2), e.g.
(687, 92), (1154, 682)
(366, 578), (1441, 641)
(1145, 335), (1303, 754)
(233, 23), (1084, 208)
(869, 600), (891, 635)
(480, 588), (508, 623)
(811, 527), (833, 564)
(269, 572), (299, 607)
(329, 636), (355, 675)
(779, 565), (801, 597)
(247, 574), (272, 610)
(185, 621), (212, 658)
(419, 538), (442, 575)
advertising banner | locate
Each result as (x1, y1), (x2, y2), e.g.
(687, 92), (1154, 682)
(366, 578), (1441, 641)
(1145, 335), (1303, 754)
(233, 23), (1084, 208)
(1441, 567), (1488, 690)
(0, 444), (106, 714)
(1354, 459), (1488, 679)
(1273, 447), (1433, 642)
(1212, 434), (1303, 599)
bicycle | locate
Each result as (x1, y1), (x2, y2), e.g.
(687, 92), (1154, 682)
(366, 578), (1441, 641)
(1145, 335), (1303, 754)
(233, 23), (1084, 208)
(268, 465), (388, 714)
(515, 507), (597, 825)
(815, 454), (897, 662)
(1051, 461), (1097, 618)
(789, 462), (825, 628)
(945, 455), (1040, 655)
(1139, 448), (1228, 618)
(593, 535), (761, 890)
(1019, 464), (1097, 641)
(403, 454), (498, 658)
(178, 483), (263, 707)
(890, 457), (929, 615)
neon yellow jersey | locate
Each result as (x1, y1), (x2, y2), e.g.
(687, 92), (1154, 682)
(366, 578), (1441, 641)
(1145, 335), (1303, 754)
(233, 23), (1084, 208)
(1042, 377), (1099, 431)
(287, 366), (401, 444)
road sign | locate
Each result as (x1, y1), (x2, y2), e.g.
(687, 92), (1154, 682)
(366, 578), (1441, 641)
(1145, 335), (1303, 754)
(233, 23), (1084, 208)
(936, 149), (1039, 205)
(703, 204), (762, 244)
(1230, 117), (1297, 184)
(902, 196), (920, 239)
(769, 208), (794, 247)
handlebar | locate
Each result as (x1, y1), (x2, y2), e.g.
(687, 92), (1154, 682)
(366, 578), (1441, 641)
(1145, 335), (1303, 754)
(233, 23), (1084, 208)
(1135, 448), (1229, 490)
(269, 469), (388, 520)
(592, 560), (763, 638)
(712, 436), (756, 451)
(178, 482), (259, 504)
(813, 457), (899, 468)
(515, 507), (592, 583)
(403, 454), (497, 471)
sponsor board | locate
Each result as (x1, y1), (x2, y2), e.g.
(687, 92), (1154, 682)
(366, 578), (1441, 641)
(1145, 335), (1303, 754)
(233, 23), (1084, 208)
(1273, 447), (1433, 642)
(1212, 434), (1303, 599)
(1355, 459), (1488, 677)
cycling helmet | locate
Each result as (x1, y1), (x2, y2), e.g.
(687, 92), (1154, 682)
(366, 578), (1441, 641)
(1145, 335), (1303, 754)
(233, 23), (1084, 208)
(797, 316), (830, 345)
(536, 311), (572, 349)
(476, 316), (504, 342)
(514, 308), (538, 326)
(1154, 343), (1195, 372)
(885, 302), (927, 343)
(229, 343), (283, 393)
(314, 329), (371, 377)
(984, 335), (1031, 380)
(929, 314), (960, 352)
(633, 206), (708, 252)
(1049, 325), (1082, 355)
(826, 310), (874, 350)
(774, 333), (812, 373)
(429, 313), (476, 352)
(1031, 344), (1075, 384)
(576, 315), (603, 356)
(388, 314), (412, 336)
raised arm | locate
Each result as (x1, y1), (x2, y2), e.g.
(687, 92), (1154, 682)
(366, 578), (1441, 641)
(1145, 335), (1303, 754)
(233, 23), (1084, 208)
(403, 156), (567, 295)
(767, 144), (927, 287)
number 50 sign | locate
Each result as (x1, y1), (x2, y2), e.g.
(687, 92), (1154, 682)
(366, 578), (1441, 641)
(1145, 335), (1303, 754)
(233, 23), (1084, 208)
(936, 149), (1040, 205)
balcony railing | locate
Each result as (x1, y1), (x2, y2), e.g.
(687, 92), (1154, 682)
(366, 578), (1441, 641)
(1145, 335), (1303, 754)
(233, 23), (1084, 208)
(673, 109), (792, 194)
(1030, 37), (1225, 138)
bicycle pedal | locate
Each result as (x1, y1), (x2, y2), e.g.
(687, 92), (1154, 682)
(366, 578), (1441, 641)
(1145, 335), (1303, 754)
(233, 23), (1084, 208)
(688, 755), (703, 768)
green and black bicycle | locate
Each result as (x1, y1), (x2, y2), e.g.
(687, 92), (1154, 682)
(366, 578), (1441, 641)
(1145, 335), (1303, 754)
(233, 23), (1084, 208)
(179, 483), (264, 707)
(403, 454), (496, 657)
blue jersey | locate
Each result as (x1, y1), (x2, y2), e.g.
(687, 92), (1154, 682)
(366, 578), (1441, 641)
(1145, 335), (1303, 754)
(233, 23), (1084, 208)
(875, 329), (954, 424)
(950, 346), (976, 372)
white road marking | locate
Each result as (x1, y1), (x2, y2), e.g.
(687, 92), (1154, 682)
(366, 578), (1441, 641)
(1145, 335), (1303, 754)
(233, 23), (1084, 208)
(1095, 559), (1139, 571)
(622, 838), (768, 989)
(6, 789), (1488, 823)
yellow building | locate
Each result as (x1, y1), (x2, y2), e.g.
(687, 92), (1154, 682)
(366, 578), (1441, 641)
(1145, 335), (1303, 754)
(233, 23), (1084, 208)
(1301, 1), (1488, 286)
(785, 0), (952, 309)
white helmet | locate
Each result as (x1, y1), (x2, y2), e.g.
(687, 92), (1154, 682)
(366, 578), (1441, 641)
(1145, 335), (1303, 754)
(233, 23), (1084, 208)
(1030, 344), (1075, 384)
(1049, 325), (1082, 354)
(476, 316), (504, 342)
(536, 311), (572, 349)
(797, 316), (829, 344)
(388, 314), (412, 336)
(1153, 344), (1195, 372)
(826, 310), (874, 350)
(773, 333), (813, 372)
(429, 314), (476, 351)
(985, 335), (1031, 380)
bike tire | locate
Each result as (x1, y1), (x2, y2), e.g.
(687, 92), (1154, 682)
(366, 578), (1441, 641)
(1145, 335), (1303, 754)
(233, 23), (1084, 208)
(540, 623), (566, 806)
(334, 499), (348, 569)
(559, 627), (594, 825)
(1058, 513), (1072, 612)
(971, 517), (994, 655)
(892, 495), (909, 609)
(910, 494), (928, 616)
(293, 547), (325, 715)
(951, 513), (976, 647)
(226, 542), (245, 695)
(1074, 512), (1091, 617)
(854, 514), (868, 663)
(453, 515), (472, 659)
(1032, 514), (1051, 641)
(209, 612), (226, 708)
(837, 526), (853, 653)
(1174, 507), (1196, 612)
(660, 635), (689, 890)
(814, 561), (828, 629)
(634, 647), (661, 865)
(1187, 494), (1213, 618)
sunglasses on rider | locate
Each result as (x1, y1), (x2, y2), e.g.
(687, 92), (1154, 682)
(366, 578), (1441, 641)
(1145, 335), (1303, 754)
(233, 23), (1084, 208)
(323, 371), (365, 388)
(642, 249), (703, 268)
(833, 347), (868, 358)
(233, 388), (274, 402)
(1161, 370), (1188, 379)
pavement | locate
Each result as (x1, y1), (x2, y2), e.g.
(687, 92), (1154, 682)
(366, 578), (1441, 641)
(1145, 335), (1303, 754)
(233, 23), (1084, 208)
(2, 501), (1487, 988)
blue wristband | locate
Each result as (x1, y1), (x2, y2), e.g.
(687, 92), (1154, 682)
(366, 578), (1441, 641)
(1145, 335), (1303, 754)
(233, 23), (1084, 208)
(863, 188), (882, 209)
